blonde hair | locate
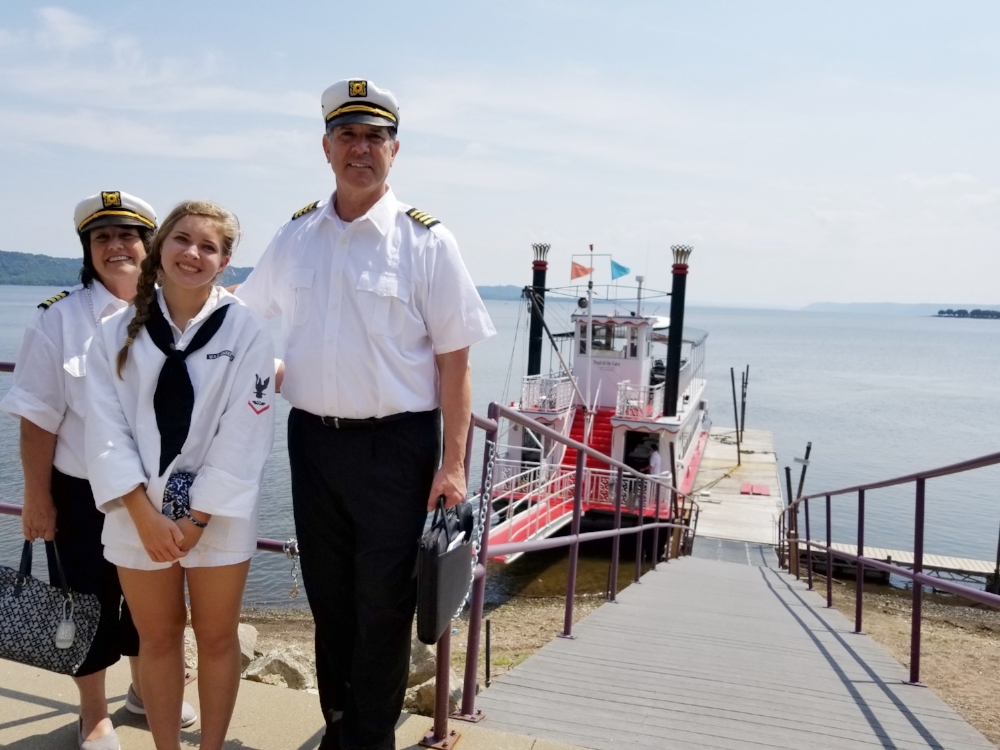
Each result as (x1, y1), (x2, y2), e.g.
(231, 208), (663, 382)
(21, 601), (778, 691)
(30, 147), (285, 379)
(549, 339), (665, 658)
(116, 201), (241, 377)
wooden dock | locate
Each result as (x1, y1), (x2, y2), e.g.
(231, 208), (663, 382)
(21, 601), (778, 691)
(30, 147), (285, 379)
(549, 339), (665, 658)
(690, 428), (784, 546)
(810, 543), (997, 580)
(476, 541), (993, 749)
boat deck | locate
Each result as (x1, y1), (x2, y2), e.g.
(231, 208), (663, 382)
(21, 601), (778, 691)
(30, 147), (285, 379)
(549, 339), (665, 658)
(814, 543), (998, 581)
(690, 428), (784, 545)
(476, 542), (993, 749)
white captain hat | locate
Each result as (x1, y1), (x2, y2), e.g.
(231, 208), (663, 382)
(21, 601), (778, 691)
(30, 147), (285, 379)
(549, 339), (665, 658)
(321, 79), (399, 131)
(74, 191), (157, 234)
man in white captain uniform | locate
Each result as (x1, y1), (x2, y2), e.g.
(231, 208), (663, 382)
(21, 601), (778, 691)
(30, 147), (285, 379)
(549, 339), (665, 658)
(236, 78), (495, 750)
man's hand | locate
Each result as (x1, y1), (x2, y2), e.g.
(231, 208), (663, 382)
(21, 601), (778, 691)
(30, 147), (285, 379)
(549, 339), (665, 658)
(428, 461), (467, 510)
(22, 490), (57, 541)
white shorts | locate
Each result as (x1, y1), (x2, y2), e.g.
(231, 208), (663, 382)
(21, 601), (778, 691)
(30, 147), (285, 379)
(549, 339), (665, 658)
(106, 543), (252, 571)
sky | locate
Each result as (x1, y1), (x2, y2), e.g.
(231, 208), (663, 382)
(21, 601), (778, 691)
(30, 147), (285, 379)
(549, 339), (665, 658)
(0, 2), (998, 307)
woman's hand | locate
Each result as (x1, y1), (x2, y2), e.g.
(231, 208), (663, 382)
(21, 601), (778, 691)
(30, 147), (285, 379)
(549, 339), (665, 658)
(22, 490), (57, 542)
(176, 517), (205, 552)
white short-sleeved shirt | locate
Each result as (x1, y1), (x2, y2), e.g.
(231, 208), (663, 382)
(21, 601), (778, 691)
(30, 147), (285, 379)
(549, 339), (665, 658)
(649, 450), (662, 475)
(0, 281), (128, 479)
(85, 287), (276, 570)
(236, 188), (496, 419)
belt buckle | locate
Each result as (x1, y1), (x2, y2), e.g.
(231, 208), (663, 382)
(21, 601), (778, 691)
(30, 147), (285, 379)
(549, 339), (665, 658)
(321, 416), (340, 429)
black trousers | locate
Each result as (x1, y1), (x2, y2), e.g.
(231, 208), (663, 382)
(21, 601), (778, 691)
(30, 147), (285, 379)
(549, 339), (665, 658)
(47, 468), (139, 677)
(288, 408), (438, 750)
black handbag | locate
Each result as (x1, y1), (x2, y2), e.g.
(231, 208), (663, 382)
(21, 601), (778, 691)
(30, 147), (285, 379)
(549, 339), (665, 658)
(416, 497), (474, 645)
(0, 540), (101, 675)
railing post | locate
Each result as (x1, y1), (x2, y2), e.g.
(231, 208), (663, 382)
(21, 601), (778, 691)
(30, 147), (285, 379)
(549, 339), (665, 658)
(634, 479), (646, 583)
(855, 489), (865, 635)
(909, 478), (926, 685)
(609, 467), (623, 602)
(804, 497), (814, 591)
(651, 484), (661, 571)
(560, 449), (586, 639)
(456, 405), (500, 722)
(778, 511), (785, 569)
(825, 495), (833, 609)
(786, 467), (799, 578)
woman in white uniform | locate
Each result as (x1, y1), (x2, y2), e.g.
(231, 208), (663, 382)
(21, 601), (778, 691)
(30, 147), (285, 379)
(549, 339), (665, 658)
(0, 192), (195, 750)
(85, 200), (275, 750)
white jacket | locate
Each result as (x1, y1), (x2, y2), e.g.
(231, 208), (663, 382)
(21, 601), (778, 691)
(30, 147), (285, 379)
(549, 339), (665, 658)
(86, 286), (275, 568)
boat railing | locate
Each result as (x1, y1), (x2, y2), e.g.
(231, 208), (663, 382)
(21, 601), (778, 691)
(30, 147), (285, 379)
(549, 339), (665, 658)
(781, 450), (1000, 689)
(615, 380), (665, 420)
(519, 372), (574, 413)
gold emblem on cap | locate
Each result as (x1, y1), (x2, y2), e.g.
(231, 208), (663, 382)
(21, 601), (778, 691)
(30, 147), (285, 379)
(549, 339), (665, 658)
(349, 80), (368, 98)
(101, 191), (122, 208)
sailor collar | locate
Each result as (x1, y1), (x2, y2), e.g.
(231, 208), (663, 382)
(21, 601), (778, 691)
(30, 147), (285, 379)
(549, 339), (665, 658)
(88, 279), (128, 324)
(323, 187), (398, 237)
(155, 285), (234, 341)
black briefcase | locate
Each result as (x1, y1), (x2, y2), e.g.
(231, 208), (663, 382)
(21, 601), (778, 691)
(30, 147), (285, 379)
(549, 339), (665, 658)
(416, 497), (474, 645)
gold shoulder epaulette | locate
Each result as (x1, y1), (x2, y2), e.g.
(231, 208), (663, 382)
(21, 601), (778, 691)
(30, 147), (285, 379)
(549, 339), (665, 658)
(291, 201), (319, 220)
(37, 291), (70, 310)
(406, 208), (441, 229)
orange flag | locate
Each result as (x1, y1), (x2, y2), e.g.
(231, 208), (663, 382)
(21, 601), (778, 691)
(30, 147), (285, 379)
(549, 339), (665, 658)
(571, 262), (593, 280)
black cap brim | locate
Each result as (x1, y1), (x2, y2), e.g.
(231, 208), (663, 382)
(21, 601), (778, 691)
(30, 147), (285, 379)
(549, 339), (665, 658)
(80, 215), (153, 234)
(326, 112), (397, 130)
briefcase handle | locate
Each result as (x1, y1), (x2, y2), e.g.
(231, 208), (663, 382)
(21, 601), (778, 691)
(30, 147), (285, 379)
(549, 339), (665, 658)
(429, 495), (451, 545)
(15, 540), (70, 599)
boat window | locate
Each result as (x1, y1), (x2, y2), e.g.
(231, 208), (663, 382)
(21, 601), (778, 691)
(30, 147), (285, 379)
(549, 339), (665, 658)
(629, 327), (639, 358)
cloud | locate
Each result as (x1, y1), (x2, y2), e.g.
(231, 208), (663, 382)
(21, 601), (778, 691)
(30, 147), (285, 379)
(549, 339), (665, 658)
(898, 172), (978, 191)
(34, 7), (102, 50)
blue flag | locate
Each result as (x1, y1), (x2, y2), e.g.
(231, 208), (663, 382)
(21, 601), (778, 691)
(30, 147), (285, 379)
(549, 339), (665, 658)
(610, 259), (630, 280)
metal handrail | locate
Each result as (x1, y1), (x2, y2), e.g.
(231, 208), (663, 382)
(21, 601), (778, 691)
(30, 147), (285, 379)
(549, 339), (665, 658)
(778, 450), (1000, 689)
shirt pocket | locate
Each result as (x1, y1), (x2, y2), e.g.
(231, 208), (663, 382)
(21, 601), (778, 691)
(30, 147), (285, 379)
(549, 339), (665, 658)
(356, 271), (411, 337)
(62, 354), (87, 417)
(287, 268), (314, 327)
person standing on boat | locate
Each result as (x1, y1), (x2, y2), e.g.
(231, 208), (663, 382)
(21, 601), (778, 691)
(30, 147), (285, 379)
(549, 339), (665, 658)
(236, 78), (495, 750)
(0, 192), (196, 750)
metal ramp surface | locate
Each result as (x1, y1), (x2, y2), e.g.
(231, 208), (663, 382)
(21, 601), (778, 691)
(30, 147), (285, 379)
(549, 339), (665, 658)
(476, 555), (993, 750)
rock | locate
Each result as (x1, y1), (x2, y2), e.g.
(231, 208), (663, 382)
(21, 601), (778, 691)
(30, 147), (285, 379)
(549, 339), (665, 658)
(408, 636), (436, 688)
(238, 623), (258, 670)
(402, 669), (463, 716)
(243, 646), (315, 690)
(184, 627), (197, 670)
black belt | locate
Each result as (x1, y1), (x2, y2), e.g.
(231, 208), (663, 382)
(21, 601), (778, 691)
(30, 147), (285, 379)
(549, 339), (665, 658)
(298, 408), (438, 430)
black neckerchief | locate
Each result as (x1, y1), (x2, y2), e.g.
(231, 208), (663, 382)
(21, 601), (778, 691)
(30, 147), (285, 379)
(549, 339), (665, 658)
(144, 297), (230, 476)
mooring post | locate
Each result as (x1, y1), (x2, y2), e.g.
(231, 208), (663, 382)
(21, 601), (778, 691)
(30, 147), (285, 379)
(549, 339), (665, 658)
(609, 467), (623, 601)
(560, 449), (586, 638)
(855, 489), (865, 634)
(825, 495), (834, 608)
(730, 367), (742, 466)
(908, 478), (926, 685)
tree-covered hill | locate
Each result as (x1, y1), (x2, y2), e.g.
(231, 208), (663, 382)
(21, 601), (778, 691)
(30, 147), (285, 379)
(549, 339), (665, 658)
(0, 250), (252, 286)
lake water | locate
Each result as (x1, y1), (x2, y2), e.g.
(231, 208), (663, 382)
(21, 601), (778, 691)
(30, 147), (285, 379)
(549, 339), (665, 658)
(1, 285), (999, 607)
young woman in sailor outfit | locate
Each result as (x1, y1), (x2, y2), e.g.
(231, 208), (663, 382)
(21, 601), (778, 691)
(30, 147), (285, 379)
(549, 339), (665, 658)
(1, 192), (196, 750)
(85, 201), (275, 750)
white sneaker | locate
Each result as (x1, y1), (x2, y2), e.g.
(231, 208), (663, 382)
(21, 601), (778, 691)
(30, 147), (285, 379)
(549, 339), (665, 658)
(124, 684), (198, 728)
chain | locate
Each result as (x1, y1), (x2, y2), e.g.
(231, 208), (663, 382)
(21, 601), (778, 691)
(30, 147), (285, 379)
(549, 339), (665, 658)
(453, 438), (496, 620)
(283, 538), (300, 600)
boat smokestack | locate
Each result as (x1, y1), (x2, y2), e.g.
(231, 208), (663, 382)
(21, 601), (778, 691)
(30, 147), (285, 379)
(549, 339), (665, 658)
(526, 243), (551, 376)
(663, 245), (693, 418)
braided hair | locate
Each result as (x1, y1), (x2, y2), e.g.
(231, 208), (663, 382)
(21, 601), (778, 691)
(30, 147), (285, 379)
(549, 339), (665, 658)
(115, 200), (241, 377)
(79, 226), (154, 289)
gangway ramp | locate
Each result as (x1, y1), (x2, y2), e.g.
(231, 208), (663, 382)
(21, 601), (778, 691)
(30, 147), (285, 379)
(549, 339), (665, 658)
(476, 550), (993, 749)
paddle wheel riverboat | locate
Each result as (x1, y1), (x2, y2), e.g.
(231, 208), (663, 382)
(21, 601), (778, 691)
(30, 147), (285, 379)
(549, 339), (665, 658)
(485, 245), (710, 562)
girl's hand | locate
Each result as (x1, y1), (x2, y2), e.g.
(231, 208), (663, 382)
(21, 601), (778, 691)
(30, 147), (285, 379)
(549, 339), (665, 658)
(135, 511), (187, 563)
(177, 517), (205, 552)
